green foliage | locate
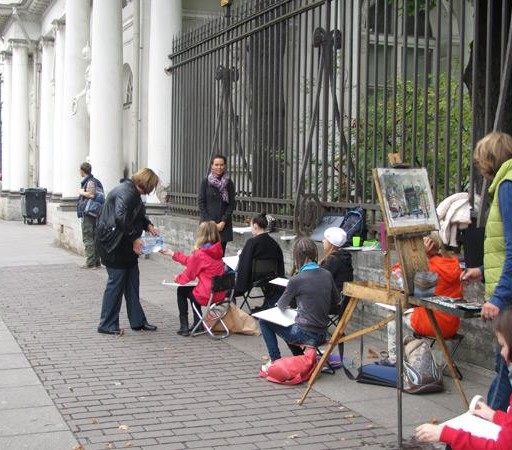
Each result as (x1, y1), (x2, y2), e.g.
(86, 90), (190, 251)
(358, 73), (472, 203)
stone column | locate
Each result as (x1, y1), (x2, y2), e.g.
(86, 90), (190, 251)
(9, 40), (29, 192)
(38, 39), (55, 192)
(146, 0), (182, 201)
(0, 51), (12, 192)
(61, 0), (90, 198)
(89, 0), (123, 192)
(52, 21), (66, 196)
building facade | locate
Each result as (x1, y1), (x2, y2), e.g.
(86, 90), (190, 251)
(0, 0), (225, 250)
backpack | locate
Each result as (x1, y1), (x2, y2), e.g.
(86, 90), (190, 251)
(348, 337), (443, 394)
(402, 336), (444, 394)
(84, 178), (105, 218)
(340, 207), (365, 242)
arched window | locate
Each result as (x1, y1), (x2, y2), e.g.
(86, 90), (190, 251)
(123, 64), (133, 108)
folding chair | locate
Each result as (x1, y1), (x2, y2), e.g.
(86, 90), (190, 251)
(190, 273), (235, 339)
(239, 258), (279, 312)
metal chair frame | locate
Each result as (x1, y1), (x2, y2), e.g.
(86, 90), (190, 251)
(239, 258), (279, 312)
(417, 333), (465, 380)
(190, 273), (236, 340)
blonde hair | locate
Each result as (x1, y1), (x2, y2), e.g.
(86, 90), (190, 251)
(320, 241), (336, 265)
(473, 132), (512, 180)
(131, 168), (160, 195)
(427, 231), (453, 258)
(194, 221), (220, 249)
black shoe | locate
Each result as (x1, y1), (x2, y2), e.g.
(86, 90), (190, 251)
(177, 325), (190, 336)
(97, 327), (121, 335)
(189, 323), (204, 333)
(132, 323), (157, 331)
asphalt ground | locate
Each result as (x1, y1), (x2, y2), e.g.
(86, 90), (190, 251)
(0, 220), (494, 449)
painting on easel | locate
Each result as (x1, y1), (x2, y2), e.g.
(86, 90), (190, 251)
(375, 168), (439, 232)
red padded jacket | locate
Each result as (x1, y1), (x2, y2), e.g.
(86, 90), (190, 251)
(173, 241), (226, 306)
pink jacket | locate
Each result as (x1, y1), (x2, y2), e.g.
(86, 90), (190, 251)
(173, 241), (226, 306)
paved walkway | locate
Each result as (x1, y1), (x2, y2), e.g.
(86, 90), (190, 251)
(0, 220), (494, 449)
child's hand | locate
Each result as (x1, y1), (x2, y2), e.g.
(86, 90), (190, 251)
(423, 236), (438, 257)
(160, 248), (174, 257)
(472, 401), (495, 421)
(415, 423), (443, 443)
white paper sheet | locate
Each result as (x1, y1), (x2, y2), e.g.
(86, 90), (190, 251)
(233, 226), (252, 234)
(162, 280), (198, 287)
(222, 255), (239, 270)
(252, 306), (297, 327)
(269, 277), (289, 287)
(441, 395), (500, 440)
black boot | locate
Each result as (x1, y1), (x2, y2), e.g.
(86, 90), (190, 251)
(177, 315), (190, 336)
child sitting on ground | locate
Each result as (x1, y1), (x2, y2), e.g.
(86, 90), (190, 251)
(386, 231), (462, 364)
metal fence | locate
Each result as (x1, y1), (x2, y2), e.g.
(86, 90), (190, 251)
(167, 0), (512, 235)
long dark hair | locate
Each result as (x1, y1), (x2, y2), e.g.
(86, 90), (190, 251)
(293, 238), (318, 269)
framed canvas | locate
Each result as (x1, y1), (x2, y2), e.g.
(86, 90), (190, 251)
(374, 168), (439, 234)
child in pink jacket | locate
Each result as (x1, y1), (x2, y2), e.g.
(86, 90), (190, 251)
(162, 221), (226, 336)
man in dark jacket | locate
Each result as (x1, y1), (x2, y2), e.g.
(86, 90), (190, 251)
(94, 168), (160, 335)
(77, 162), (103, 269)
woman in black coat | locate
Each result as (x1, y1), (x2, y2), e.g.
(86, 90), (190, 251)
(95, 168), (160, 335)
(198, 154), (236, 255)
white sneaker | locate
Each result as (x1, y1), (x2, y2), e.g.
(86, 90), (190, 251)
(261, 358), (272, 372)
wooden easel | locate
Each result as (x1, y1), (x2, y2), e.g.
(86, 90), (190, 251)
(297, 166), (444, 447)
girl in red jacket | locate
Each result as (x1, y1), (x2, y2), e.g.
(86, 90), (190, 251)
(162, 221), (226, 336)
(416, 307), (512, 449)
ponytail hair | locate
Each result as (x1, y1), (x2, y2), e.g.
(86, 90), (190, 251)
(251, 212), (268, 230)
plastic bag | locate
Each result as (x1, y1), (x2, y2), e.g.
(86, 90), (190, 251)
(140, 235), (164, 254)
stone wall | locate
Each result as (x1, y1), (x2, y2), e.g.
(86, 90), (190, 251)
(149, 212), (494, 371)
(0, 194), (23, 221)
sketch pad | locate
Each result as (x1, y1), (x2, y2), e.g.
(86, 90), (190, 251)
(442, 395), (500, 440)
(162, 280), (198, 287)
(252, 307), (297, 327)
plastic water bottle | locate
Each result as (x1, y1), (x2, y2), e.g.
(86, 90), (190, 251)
(141, 235), (164, 255)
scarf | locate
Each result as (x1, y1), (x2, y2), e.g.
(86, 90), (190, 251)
(208, 172), (229, 203)
(298, 262), (319, 272)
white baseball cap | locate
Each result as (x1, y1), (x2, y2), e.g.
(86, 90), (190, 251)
(323, 227), (347, 247)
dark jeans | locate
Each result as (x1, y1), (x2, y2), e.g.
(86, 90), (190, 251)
(259, 320), (326, 361)
(98, 265), (147, 331)
(177, 286), (202, 322)
(487, 347), (512, 412)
